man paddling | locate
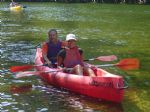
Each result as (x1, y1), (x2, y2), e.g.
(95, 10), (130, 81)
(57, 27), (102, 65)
(42, 29), (66, 67)
(57, 34), (96, 76)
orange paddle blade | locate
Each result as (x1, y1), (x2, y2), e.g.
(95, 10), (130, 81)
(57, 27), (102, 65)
(116, 58), (140, 70)
(10, 65), (34, 72)
(96, 55), (117, 61)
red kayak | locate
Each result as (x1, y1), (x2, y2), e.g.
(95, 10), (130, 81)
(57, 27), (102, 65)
(34, 48), (127, 103)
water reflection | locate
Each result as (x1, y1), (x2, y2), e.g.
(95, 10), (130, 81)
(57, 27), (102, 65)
(33, 83), (124, 112)
(0, 41), (36, 66)
(10, 84), (32, 94)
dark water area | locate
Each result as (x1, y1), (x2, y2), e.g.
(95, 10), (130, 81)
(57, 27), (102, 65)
(0, 2), (150, 112)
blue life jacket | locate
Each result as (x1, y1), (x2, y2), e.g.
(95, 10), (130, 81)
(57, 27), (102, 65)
(47, 41), (62, 64)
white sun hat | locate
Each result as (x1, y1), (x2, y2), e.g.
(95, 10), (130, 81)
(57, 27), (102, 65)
(66, 34), (77, 41)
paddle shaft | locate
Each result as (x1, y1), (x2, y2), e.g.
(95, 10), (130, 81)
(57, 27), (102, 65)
(15, 57), (139, 78)
(15, 68), (73, 78)
(96, 64), (116, 67)
(84, 55), (117, 62)
(84, 58), (95, 61)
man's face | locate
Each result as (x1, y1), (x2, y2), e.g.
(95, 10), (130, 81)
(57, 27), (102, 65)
(48, 31), (57, 42)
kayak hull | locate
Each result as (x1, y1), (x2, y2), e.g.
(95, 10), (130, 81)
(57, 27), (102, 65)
(10, 6), (23, 11)
(35, 48), (126, 102)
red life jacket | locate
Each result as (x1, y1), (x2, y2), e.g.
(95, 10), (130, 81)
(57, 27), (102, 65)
(64, 46), (84, 68)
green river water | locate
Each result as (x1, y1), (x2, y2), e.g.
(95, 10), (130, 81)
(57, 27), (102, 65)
(0, 2), (150, 112)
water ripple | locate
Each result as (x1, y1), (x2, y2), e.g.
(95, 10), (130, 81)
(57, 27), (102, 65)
(1, 41), (36, 64)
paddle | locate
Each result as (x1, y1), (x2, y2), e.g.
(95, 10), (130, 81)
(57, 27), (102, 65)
(14, 58), (139, 78)
(95, 58), (139, 70)
(10, 64), (47, 73)
(15, 69), (70, 78)
(10, 55), (117, 72)
(84, 55), (117, 62)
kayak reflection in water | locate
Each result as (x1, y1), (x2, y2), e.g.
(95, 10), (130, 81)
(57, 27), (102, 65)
(10, 84), (32, 93)
(42, 29), (66, 68)
(57, 34), (96, 76)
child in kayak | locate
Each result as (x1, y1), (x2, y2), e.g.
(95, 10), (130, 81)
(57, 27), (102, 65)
(57, 34), (96, 76)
